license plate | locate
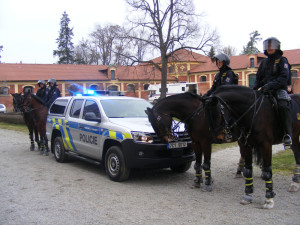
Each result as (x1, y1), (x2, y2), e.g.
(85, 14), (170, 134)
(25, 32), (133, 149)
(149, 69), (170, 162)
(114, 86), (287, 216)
(168, 142), (187, 149)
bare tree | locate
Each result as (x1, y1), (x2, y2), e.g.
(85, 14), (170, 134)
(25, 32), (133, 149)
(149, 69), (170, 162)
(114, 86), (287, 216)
(221, 45), (237, 56)
(124, 0), (219, 98)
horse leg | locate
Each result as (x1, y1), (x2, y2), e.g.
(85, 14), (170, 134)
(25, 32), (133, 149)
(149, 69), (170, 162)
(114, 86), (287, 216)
(236, 156), (245, 178)
(33, 125), (41, 151)
(289, 136), (300, 192)
(260, 145), (276, 209)
(28, 129), (35, 151)
(26, 121), (35, 151)
(43, 135), (49, 156)
(202, 141), (213, 192)
(191, 142), (203, 188)
(240, 145), (254, 205)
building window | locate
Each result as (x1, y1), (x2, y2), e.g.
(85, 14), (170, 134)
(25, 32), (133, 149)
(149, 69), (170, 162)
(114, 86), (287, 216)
(200, 76), (207, 82)
(250, 58), (255, 68)
(0, 87), (9, 95)
(127, 84), (135, 92)
(107, 85), (118, 91)
(23, 86), (33, 94)
(90, 85), (98, 90)
(67, 84), (80, 96)
(291, 70), (298, 78)
(144, 84), (150, 90)
(111, 70), (115, 80)
(248, 74), (256, 88)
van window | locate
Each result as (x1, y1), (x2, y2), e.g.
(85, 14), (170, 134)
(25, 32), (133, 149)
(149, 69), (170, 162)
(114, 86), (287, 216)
(69, 99), (84, 118)
(50, 99), (69, 115)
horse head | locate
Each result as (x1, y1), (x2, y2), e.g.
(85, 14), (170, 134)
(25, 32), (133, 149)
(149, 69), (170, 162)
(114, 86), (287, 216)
(22, 91), (33, 113)
(145, 107), (175, 143)
(11, 92), (24, 112)
(204, 85), (256, 143)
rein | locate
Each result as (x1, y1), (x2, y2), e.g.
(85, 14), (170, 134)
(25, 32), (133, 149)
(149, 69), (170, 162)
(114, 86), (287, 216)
(153, 101), (204, 139)
(215, 90), (265, 145)
(171, 103), (204, 132)
(24, 94), (47, 116)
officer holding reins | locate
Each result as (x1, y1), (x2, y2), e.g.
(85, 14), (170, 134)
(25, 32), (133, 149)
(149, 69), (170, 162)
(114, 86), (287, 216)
(46, 78), (61, 108)
(204, 53), (238, 97)
(253, 37), (292, 147)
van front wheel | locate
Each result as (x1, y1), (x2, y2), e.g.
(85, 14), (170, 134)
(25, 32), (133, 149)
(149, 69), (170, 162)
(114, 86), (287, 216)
(105, 146), (130, 182)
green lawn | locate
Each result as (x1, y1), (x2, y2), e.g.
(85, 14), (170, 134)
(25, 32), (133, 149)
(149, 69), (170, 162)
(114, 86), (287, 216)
(0, 122), (28, 133)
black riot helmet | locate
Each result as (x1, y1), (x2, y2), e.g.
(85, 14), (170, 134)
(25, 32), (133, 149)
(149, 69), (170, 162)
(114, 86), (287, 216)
(212, 53), (230, 68)
(47, 78), (57, 86)
(37, 80), (46, 86)
(263, 37), (281, 52)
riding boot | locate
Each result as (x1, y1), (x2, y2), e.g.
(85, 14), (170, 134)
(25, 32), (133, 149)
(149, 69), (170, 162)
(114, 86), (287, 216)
(279, 103), (292, 147)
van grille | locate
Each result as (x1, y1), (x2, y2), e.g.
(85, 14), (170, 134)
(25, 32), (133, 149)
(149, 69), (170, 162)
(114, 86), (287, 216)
(151, 131), (191, 144)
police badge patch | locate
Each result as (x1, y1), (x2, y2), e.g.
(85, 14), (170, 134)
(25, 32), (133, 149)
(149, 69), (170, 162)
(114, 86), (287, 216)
(284, 63), (288, 69)
(226, 77), (231, 82)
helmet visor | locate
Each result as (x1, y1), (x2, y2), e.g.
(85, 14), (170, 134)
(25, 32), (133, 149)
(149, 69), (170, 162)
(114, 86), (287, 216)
(263, 39), (280, 51)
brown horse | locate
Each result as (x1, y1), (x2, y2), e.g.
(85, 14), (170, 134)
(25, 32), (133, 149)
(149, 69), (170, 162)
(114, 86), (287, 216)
(205, 85), (300, 209)
(23, 91), (49, 155)
(12, 93), (41, 151)
(146, 92), (214, 191)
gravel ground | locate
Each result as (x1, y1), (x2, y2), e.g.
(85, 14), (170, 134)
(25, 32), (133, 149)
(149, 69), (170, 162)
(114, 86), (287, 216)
(0, 128), (299, 225)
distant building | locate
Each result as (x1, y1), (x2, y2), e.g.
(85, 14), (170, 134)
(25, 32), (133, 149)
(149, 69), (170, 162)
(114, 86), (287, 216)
(1, 49), (299, 111)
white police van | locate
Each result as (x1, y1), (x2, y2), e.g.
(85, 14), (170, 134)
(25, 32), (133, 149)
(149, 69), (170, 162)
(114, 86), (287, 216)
(46, 93), (194, 181)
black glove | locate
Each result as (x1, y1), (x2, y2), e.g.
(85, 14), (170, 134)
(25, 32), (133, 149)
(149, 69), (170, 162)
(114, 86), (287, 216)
(260, 84), (270, 92)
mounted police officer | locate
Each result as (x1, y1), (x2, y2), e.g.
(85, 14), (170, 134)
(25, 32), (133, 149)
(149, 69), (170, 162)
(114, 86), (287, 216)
(253, 37), (292, 147)
(46, 78), (61, 108)
(204, 53), (238, 97)
(36, 80), (48, 105)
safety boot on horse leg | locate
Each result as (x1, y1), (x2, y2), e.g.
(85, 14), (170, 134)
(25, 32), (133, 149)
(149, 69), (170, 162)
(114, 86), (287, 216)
(261, 166), (276, 209)
(191, 162), (203, 188)
(43, 138), (49, 156)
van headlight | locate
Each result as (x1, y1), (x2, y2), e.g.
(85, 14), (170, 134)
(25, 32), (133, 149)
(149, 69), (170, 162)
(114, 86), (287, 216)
(131, 132), (153, 143)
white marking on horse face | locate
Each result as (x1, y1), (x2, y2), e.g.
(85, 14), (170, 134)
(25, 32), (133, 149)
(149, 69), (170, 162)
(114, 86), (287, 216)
(157, 115), (161, 121)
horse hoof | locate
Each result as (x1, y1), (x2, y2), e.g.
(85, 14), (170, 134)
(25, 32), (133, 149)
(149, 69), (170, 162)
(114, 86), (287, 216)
(191, 183), (200, 189)
(235, 173), (243, 178)
(30, 146), (35, 151)
(262, 198), (274, 209)
(288, 182), (299, 192)
(204, 185), (212, 192)
(240, 195), (252, 205)
(44, 151), (49, 156)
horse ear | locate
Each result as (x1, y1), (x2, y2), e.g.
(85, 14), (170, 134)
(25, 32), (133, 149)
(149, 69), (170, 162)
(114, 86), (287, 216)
(145, 107), (151, 115)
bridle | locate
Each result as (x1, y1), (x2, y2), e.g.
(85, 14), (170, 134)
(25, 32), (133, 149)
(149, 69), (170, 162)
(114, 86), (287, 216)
(23, 93), (46, 114)
(212, 90), (266, 145)
(151, 103), (204, 142)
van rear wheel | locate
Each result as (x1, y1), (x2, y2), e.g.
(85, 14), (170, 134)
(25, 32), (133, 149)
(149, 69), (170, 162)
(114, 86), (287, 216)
(54, 137), (68, 163)
(105, 146), (130, 182)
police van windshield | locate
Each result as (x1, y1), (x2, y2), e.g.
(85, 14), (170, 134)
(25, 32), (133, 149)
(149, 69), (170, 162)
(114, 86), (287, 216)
(100, 99), (152, 118)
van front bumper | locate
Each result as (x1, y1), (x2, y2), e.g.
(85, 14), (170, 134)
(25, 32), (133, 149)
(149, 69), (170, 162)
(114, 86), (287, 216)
(121, 139), (195, 169)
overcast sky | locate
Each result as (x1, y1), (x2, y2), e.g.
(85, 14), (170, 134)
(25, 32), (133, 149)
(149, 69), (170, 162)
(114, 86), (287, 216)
(1, 0), (299, 64)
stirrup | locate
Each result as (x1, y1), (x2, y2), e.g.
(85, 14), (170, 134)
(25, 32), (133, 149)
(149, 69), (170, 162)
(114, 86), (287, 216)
(282, 134), (292, 150)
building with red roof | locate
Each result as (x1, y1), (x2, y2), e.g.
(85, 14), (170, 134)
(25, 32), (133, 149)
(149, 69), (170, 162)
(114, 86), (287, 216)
(1, 49), (299, 111)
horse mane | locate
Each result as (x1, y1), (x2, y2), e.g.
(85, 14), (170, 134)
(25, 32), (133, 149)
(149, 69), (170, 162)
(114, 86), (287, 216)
(31, 94), (45, 105)
(213, 85), (254, 96)
(154, 92), (202, 108)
